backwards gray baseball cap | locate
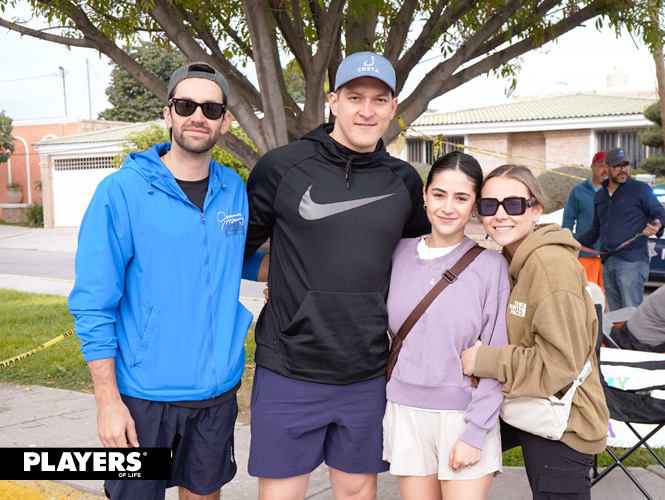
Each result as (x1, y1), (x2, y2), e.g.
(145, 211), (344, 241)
(167, 62), (229, 101)
(334, 51), (396, 93)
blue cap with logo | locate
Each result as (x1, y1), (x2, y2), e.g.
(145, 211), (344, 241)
(334, 51), (396, 93)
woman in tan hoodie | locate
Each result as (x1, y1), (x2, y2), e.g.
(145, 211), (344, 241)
(460, 165), (609, 500)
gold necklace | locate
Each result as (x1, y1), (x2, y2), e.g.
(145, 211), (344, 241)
(427, 237), (462, 285)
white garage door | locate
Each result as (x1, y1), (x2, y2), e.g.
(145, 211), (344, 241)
(53, 157), (117, 227)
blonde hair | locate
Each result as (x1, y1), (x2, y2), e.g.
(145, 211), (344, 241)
(483, 164), (551, 211)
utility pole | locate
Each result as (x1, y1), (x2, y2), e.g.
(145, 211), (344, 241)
(59, 66), (68, 117)
(86, 59), (92, 120)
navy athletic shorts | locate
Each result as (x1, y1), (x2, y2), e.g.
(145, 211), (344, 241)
(248, 366), (390, 478)
(104, 394), (238, 500)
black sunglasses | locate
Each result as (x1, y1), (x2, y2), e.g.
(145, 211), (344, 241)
(168, 98), (226, 120)
(477, 197), (535, 216)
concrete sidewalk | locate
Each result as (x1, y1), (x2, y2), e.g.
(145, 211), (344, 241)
(1, 382), (665, 499)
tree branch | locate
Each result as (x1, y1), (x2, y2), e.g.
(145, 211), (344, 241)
(241, 0), (289, 149)
(147, 0), (267, 153)
(345, 1), (378, 55)
(0, 17), (95, 47)
(383, 0), (418, 64)
(267, 0), (311, 78)
(217, 128), (260, 168)
(468, 0), (561, 60)
(394, 0), (477, 92)
(384, 0), (605, 143)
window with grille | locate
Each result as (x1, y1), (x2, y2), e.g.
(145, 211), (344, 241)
(54, 157), (115, 171)
(407, 137), (464, 165)
(596, 130), (660, 167)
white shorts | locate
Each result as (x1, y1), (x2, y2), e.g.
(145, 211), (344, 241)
(382, 401), (503, 480)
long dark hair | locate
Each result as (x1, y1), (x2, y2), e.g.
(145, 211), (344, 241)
(425, 151), (483, 199)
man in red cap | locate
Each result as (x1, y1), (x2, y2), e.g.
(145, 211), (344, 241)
(562, 150), (608, 291)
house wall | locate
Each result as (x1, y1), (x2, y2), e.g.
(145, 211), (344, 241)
(0, 119), (128, 214)
(544, 129), (593, 167)
(466, 133), (509, 173)
(467, 129), (592, 176)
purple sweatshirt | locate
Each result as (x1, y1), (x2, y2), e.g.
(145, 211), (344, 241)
(386, 236), (510, 450)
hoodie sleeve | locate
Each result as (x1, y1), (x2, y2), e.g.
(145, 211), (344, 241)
(398, 165), (430, 238)
(458, 261), (510, 450)
(68, 176), (134, 362)
(475, 289), (592, 400)
(562, 187), (578, 233)
(244, 152), (282, 260)
(576, 191), (601, 248)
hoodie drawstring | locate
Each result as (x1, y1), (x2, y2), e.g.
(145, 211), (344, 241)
(345, 155), (360, 189)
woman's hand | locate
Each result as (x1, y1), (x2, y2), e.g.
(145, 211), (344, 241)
(448, 439), (482, 471)
(460, 340), (482, 376)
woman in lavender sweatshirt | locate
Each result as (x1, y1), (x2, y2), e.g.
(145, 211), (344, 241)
(382, 151), (510, 500)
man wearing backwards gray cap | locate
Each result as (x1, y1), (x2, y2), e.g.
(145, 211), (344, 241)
(243, 51), (429, 499)
(577, 146), (665, 310)
(69, 62), (267, 500)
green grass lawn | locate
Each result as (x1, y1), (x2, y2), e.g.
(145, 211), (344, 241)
(2, 288), (663, 467)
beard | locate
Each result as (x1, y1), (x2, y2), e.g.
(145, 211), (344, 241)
(172, 123), (221, 154)
(609, 170), (628, 184)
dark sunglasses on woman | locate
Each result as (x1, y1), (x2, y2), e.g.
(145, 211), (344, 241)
(168, 98), (227, 120)
(477, 196), (535, 216)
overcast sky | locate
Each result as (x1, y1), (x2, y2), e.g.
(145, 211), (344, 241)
(0, 5), (658, 123)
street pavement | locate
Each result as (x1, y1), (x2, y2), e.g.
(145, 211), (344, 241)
(1, 225), (665, 499)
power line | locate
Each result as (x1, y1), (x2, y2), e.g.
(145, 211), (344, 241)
(0, 73), (58, 83)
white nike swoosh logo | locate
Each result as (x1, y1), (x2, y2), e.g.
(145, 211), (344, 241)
(299, 185), (395, 220)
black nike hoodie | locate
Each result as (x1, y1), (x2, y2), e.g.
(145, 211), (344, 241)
(245, 123), (430, 384)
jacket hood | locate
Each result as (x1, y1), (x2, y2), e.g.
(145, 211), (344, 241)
(302, 123), (390, 188)
(506, 223), (581, 281)
(121, 142), (228, 204)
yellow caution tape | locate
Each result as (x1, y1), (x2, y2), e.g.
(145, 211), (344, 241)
(403, 122), (587, 181)
(0, 329), (76, 370)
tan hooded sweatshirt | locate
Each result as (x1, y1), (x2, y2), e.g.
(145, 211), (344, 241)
(475, 224), (610, 455)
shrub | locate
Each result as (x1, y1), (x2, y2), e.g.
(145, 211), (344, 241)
(537, 166), (591, 212)
(7, 181), (21, 189)
(24, 202), (44, 227)
(640, 154), (665, 176)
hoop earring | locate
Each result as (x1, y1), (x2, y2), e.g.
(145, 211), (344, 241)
(423, 203), (427, 210)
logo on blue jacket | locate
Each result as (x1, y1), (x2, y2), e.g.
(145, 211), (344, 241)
(217, 212), (245, 237)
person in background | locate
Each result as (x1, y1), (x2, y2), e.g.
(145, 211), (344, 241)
(577, 147), (665, 310)
(562, 151), (608, 291)
(383, 151), (509, 500)
(461, 164), (610, 500)
(69, 62), (267, 500)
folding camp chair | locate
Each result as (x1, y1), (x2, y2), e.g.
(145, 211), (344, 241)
(590, 306), (665, 500)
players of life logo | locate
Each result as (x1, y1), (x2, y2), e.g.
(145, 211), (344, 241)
(217, 212), (245, 237)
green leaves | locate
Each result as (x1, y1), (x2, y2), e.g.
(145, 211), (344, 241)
(0, 110), (15, 164)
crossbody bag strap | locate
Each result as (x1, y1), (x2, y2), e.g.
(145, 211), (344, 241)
(394, 246), (485, 343)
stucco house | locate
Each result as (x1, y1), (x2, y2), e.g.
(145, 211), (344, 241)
(402, 92), (659, 173)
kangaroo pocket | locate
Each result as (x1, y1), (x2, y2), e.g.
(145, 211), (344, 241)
(279, 290), (389, 383)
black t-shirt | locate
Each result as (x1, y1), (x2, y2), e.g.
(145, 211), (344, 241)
(176, 176), (209, 212)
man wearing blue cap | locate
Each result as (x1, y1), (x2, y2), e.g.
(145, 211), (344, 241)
(244, 52), (429, 499)
(577, 147), (665, 310)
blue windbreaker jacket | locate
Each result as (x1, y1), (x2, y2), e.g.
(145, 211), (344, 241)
(69, 143), (257, 401)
